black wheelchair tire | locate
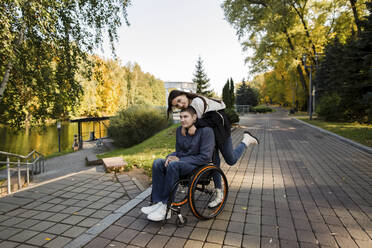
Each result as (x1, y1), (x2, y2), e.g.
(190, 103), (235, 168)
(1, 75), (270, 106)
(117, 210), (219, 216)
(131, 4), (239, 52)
(188, 165), (228, 220)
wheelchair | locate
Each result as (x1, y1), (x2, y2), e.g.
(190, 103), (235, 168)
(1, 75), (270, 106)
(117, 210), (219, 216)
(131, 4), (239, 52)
(164, 163), (229, 227)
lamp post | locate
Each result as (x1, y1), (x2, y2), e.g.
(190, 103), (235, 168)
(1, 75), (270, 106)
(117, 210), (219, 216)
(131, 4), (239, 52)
(302, 54), (313, 120)
(57, 121), (61, 152)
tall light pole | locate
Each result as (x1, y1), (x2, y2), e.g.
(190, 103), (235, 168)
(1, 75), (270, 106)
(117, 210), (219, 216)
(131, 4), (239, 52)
(314, 52), (325, 113)
(302, 54), (313, 120)
(57, 121), (61, 152)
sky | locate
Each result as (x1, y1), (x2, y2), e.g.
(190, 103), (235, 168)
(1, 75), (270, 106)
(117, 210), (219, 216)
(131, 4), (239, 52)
(98, 0), (251, 95)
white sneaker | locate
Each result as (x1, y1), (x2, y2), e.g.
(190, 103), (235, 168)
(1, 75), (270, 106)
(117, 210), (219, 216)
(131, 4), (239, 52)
(147, 203), (171, 221)
(208, 188), (224, 208)
(242, 131), (259, 147)
(141, 202), (162, 215)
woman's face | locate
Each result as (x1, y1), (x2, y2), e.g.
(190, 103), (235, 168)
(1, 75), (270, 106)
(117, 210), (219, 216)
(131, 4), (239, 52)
(180, 111), (196, 129)
(171, 94), (189, 109)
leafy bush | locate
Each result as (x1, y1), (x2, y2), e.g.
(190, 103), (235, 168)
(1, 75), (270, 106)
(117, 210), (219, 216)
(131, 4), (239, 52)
(225, 108), (240, 124)
(316, 93), (343, 121)
(251, 105), (273, 113)
(108, 105), (171, 148)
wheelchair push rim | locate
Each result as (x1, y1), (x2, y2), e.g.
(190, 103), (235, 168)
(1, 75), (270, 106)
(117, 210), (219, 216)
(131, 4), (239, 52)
(188, 165), (228, 220)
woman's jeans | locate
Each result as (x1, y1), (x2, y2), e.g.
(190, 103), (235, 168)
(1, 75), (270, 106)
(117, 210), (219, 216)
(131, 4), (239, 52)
(152, 159), (197, 204)
(213, 137), (246, 188)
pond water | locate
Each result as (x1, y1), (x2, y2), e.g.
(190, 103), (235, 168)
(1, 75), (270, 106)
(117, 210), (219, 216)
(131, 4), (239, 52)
(0, 121), (109, 157)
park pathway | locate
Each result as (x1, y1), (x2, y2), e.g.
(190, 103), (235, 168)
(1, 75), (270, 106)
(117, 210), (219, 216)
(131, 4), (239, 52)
(0, 110), (371, 247)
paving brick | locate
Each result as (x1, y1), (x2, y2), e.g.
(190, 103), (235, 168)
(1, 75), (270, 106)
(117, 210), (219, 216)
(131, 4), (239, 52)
(115, 215), (137, 227)
(227, 221), (244, 234)
(44, 236), (72, 248)
(261, 225), (278, 238)
(203, 242), (222, 248)
(130, 231), (153, 246)
(100, 225), (124, 240)
(184, 239), (204, 248)
(115, 228), (139, 243)
(261, 237), (279, 248)
(206, 230), (225, 244)
(0, 240), (20, 248)
(45, 223), (72, 235)
(1, 217), (26, 226)
(7, 230), (39, 243)
(62, 226), (87, 238)
(28, 221), (55, 232)
(189, 227), (209, 241)
(14, 219), (40, 229)
(77, 217), (100, 227)
(244, 223), (260, 236)
(246, 214), (260, 224)
(296, 230), (317, 244)
(165, 237), (187, 248)
(279, 239), (299, 248)
(146, 234), (169, 248)
(279, 227), (297, 241)
(25, 232), (56, 246)
(85, 237), (110, 248)
(224, 232), (242, 247)
(314, 233), (338, 247)
(61, 215), (86, 225)
(242, 234), (260, 248)
(157, 223), (177, 236)
(128, 218), (148, 231)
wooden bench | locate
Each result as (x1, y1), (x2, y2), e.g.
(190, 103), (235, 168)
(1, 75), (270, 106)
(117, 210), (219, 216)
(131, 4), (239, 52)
(102, 157), (130, 198)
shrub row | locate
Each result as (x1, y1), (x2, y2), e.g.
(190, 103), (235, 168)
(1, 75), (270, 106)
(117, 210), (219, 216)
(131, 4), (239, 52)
(108, 105), (171, 148)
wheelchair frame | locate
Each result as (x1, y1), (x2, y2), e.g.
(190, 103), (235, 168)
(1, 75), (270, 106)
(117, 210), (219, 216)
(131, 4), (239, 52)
(165, 164), (229, 227)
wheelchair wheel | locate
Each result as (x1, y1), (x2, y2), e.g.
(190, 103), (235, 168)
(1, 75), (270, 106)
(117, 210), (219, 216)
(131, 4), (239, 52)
(171, 178), (189, 207)
(188, 165), (228, 220)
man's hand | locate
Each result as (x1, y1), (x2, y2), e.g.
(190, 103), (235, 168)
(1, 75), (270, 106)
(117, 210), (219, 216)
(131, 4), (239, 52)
(165, 156), (179, 167)
(181, 126), (187, 136)
(188, 125), (197, 136)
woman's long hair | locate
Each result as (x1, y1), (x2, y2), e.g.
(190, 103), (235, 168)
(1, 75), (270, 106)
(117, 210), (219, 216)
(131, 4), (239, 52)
(167, 90), (221, 118)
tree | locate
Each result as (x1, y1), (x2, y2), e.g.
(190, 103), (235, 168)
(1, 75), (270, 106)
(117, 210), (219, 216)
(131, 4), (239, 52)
(0, 0), (131, 126)
(236, 81), (259, 107)
(314, 1), (372, 122)
(193, 56), (212, 97)
(222, 0), (368, 110)
(222, 78), (235, 108)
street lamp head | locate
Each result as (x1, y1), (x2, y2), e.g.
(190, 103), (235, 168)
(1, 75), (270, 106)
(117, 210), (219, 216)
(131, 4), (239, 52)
(57, 121), (61, 130)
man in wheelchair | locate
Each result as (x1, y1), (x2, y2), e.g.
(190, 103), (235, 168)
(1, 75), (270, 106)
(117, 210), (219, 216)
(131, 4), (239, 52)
(141, 106), (215, 221)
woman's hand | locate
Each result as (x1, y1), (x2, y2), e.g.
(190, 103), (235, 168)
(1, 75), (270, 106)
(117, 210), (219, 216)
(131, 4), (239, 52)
(188, 125), (196, 136)
(165, 156), (179, 167)
(181, 126), (187, 136)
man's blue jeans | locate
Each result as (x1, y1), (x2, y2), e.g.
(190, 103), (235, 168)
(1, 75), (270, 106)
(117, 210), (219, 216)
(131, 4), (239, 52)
(152, 159), (197, 204)
(213, 137), (246, 188)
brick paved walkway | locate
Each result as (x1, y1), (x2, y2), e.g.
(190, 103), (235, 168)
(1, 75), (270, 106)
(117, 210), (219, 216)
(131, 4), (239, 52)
(0, 170), (142, 248)
(84, 111), (372, 248)
(0, 111), (371, 247)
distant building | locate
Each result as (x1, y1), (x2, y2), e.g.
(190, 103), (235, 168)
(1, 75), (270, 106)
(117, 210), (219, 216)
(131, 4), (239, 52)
(164, 82), (197, 104)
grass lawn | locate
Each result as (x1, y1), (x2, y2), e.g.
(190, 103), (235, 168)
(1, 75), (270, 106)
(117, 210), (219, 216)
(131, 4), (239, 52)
(297, 117), (372, 148)
(98, 124), (178, 176)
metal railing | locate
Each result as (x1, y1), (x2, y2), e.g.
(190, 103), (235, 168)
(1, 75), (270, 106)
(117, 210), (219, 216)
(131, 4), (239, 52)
(235, 105), (252, 113)
(0, 150), (45, 194)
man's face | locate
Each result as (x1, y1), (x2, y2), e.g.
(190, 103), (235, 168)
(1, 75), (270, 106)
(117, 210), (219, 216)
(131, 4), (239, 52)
(180, 111), (196, 129)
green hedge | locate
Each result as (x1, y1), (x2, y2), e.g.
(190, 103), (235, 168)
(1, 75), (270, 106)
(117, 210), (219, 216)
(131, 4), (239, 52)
(225, 108), (240, 124)
(108, 105), (171, 148)
(252, 105), (273, 113)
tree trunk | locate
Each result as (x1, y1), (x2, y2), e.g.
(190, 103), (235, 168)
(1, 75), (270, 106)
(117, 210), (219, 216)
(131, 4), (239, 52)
(349, 0), (362, 36)
(284, 28), (308, 96)
(0, 23), (25, 103)
(290, 1), (317, 57)
(0, 62), (13, 102)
